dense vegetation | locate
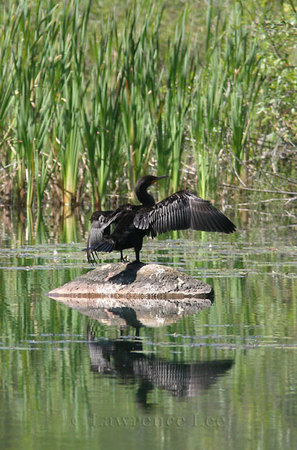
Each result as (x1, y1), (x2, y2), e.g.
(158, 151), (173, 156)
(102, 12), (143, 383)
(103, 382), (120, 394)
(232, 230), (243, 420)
(0, 0), (296, 210)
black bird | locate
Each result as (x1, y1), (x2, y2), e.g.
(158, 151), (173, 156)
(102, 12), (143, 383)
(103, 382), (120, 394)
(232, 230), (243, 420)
(86, 175), (236, 263)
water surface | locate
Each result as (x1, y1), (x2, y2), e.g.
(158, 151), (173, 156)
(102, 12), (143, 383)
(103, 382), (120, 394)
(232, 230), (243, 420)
(0, 206), (296, 449)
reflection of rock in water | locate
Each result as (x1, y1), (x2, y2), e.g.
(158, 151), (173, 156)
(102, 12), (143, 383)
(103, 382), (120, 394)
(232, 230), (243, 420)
(46, 298), (213, 329)
(88, 330), (233, 405)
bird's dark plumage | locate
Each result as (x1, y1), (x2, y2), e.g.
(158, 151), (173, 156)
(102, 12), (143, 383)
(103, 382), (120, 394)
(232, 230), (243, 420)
(134, 190), (236, 234)
(85, 175), (236, 263)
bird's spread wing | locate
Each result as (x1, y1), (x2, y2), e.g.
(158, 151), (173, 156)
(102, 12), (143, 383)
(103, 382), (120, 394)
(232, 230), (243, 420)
(86, 209), (124, 261)
(89, 207), (129, 241)
(87, 211), (113, 247)
(133, 190), (236, 234)
(86, 205), (136, 262)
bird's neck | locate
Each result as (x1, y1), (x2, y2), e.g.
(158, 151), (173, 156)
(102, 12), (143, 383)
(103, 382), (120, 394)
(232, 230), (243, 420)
(136, 187), (155, 206)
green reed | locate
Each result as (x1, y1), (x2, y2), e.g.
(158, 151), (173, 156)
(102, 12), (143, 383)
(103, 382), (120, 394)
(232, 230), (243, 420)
(190, 3), (264, 197)
(120, 5), (164, 192)
(9, 1), (59, 207)
(225, 6), (264, 180)
(0, 0), (283, 209)
(157, 12), (195, 194)
(83, 20), (123, 208)
(54, 0), (91, 209)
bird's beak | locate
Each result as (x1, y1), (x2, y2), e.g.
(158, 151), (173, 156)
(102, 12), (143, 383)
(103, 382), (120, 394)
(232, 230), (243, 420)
(156, 175), (168, 182)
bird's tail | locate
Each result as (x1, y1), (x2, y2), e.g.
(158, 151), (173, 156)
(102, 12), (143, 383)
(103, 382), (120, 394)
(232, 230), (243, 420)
(94, 239), (115, 253)
(83, 238), (116, 263)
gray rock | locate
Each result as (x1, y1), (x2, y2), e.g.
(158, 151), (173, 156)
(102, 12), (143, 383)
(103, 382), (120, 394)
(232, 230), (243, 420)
(47, 263), (214, 327)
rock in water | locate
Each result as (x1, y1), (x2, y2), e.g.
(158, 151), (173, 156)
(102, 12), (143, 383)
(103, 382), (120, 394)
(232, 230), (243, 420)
(48, 262), (213, 299)
(47, 263), (214, 327)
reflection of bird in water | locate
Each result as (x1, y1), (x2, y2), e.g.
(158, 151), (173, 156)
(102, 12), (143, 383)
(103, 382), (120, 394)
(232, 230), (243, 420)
(86, 175), (236, 263)
(87, 329), (234, 405)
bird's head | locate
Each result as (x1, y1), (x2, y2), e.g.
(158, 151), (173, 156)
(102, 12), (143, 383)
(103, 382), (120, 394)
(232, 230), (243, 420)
(135, 175), (168, 206)
(135, 175), (168, 190)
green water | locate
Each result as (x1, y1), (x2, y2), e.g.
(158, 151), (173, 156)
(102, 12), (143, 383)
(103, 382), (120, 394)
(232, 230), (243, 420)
(0, 208), (296, 450)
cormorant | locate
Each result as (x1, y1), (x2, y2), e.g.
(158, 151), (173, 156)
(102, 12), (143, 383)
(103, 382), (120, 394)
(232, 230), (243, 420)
(85, 175), (236, 263)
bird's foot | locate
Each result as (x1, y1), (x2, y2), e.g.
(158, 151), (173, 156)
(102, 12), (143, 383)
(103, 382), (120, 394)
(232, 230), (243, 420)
(120, 255), (130, 263)
(87, 251), (99, 265)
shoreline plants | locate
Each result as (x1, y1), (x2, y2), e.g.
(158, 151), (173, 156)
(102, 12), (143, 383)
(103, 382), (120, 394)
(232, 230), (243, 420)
(0, 0), (296, 210)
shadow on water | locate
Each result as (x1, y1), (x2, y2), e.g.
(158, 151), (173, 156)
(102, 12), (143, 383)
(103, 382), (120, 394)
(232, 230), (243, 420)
(87, 326), (234, 409)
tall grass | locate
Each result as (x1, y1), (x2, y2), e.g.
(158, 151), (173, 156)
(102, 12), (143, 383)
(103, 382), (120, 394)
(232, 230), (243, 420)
(83, 20), (123, 208)
(190, 4), (264, 197)
(0, 0), (292, 210)
(157, 12), (195, 194)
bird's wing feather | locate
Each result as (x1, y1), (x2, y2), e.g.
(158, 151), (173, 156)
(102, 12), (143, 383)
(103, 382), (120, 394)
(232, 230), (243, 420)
(89, 207), (129, 240)
(87, 226), (107, 250)
(90, 210), (113, 223)
(134, 190), (236, 234)
(86, 208), (127, 262)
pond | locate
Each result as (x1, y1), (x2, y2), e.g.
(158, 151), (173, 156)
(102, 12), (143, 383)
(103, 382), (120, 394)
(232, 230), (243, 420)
(0, 204), (296, 449)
